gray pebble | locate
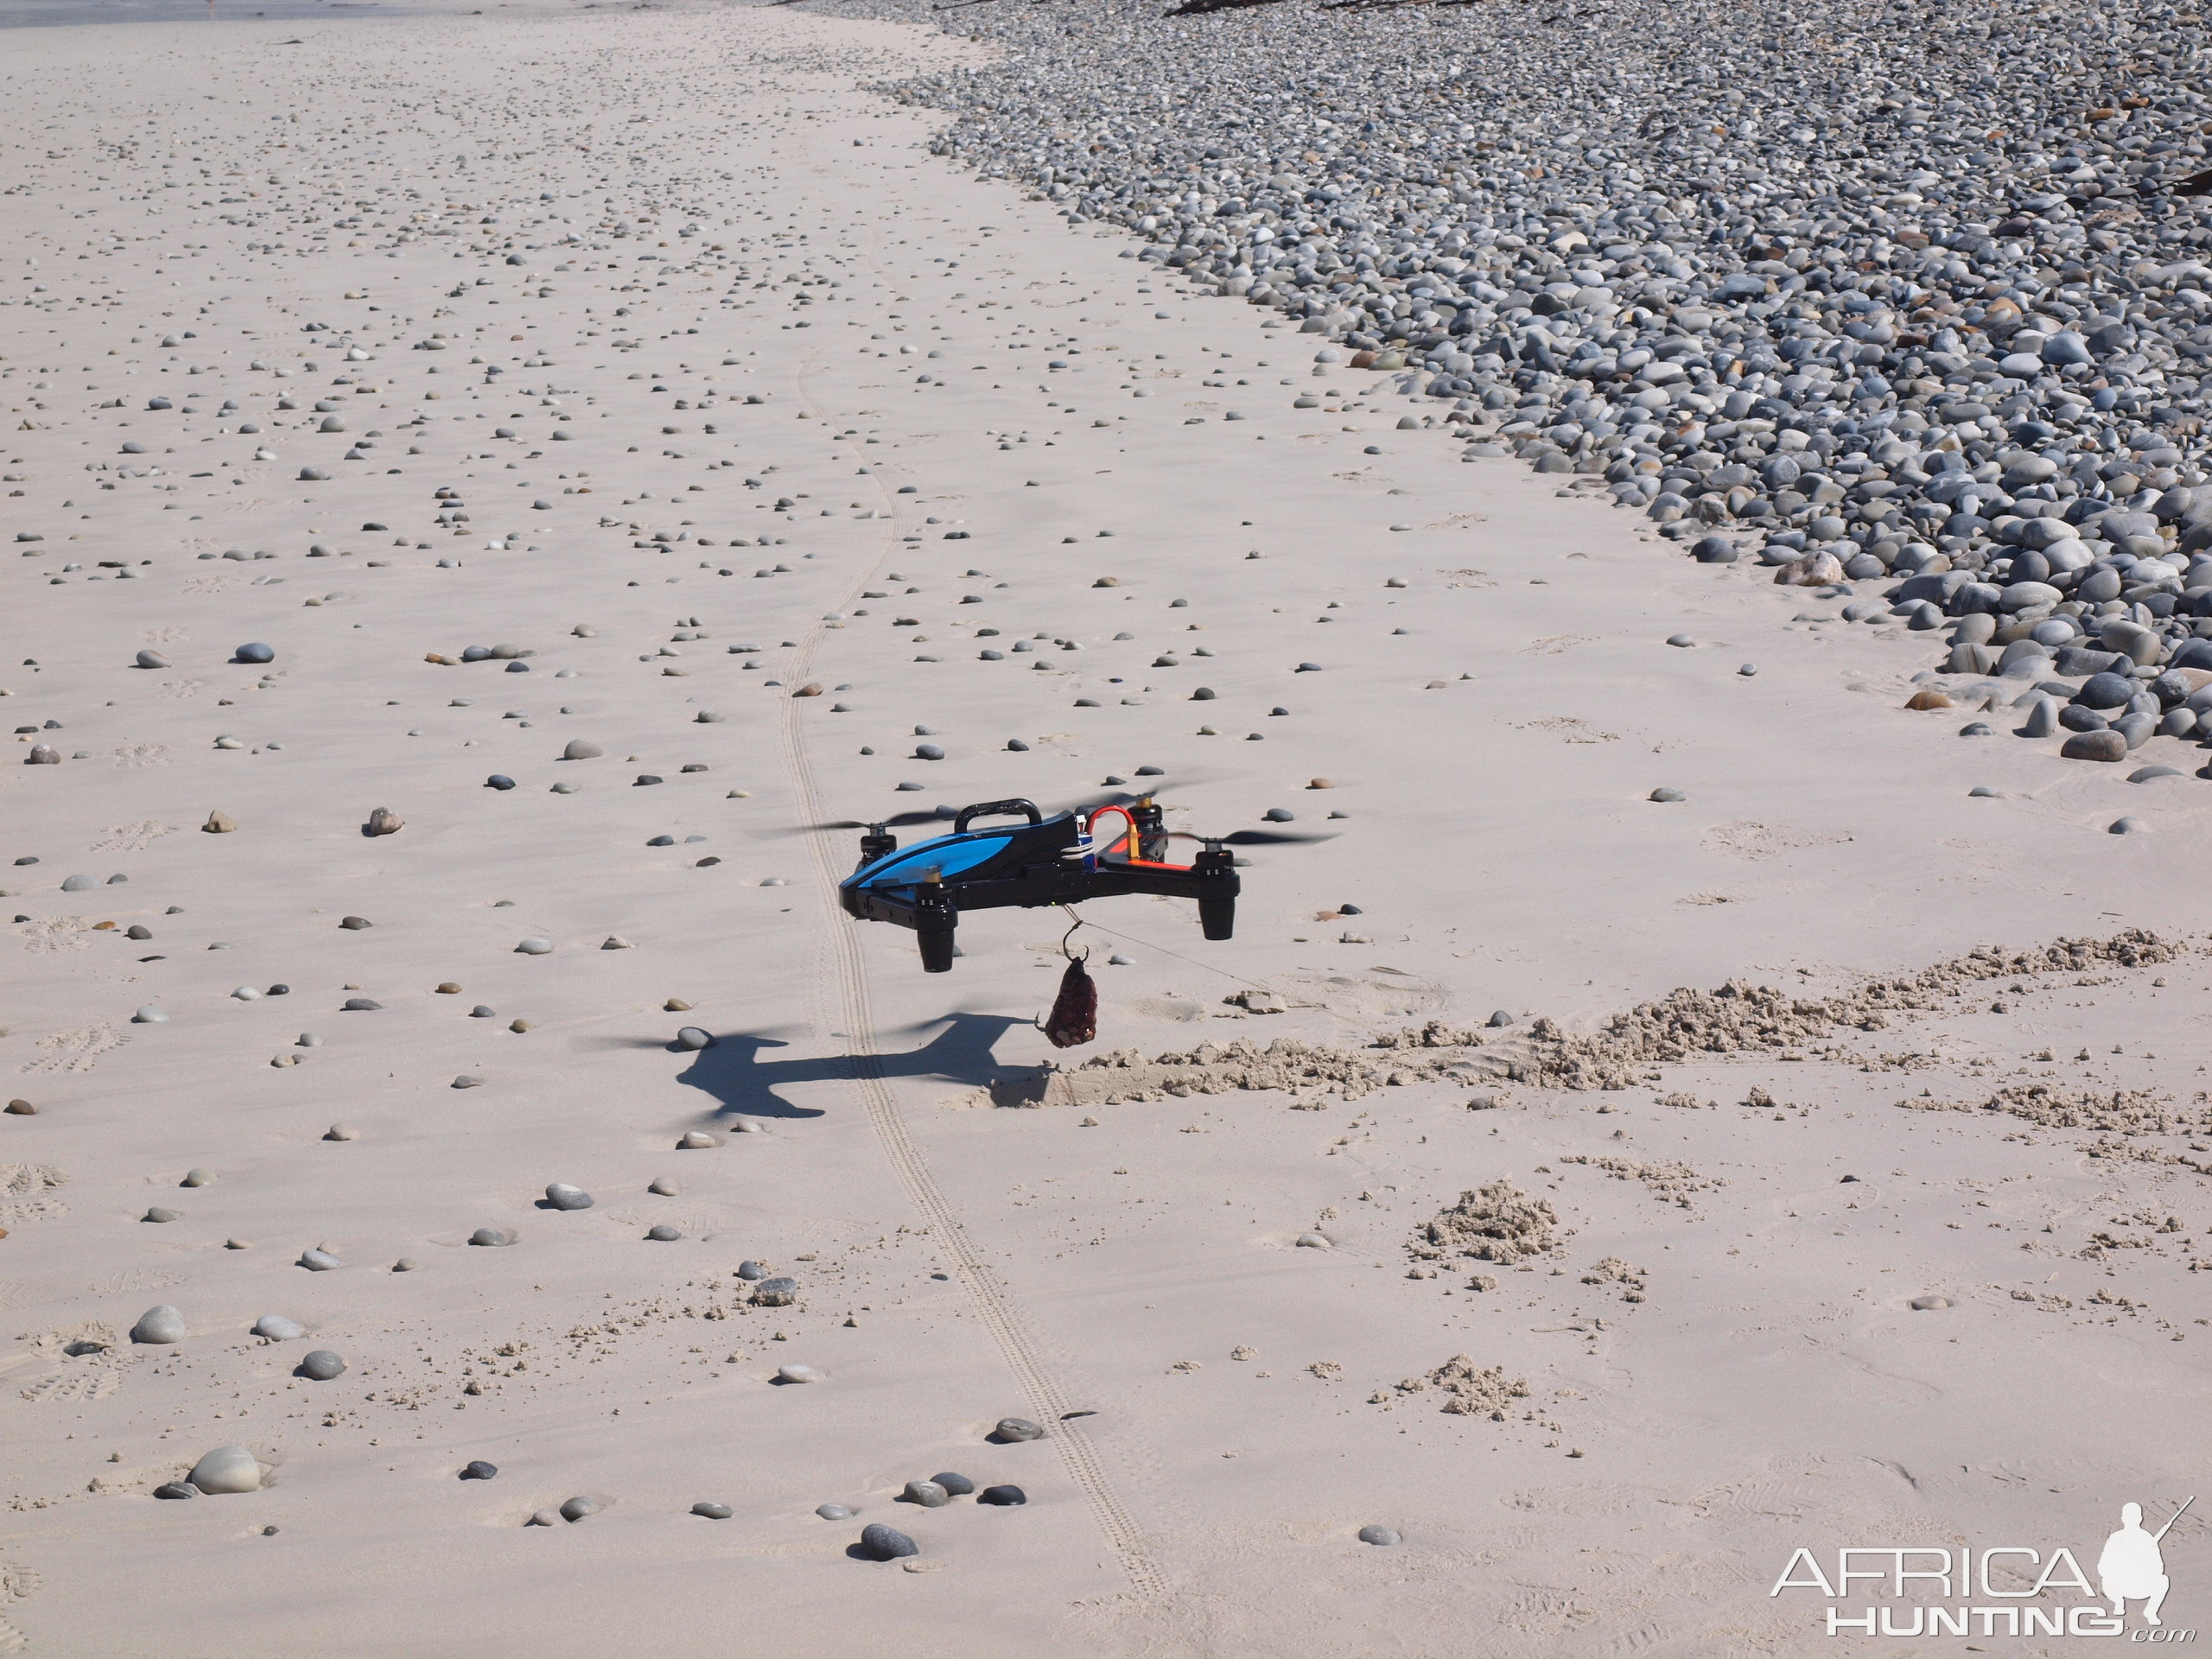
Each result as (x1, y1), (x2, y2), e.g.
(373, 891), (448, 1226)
(136, 649), (171, 669)
(153, 1481), (198, 1500)
(993, 1417), (1046, 1442)
(977, 1484), (1027, 1506)
(1357, 1525), (1402, 1546)
(1648, 787), (1685, 803)
(298, 1249), (342, 1271)
(233, 642), (275, 664)
(931, 1472), (976, 1496)
(675, 1027), (714, 1050)
(646, 1224), (683, 1242)
(1664, 634), (1695, 648)
(253, 1314), (304, 1341)
(544, 1183), (593, 1211)
(143, 1206), (178, 1224)
(461, 1460), (499, 1480)
(130, 1305), (186, 1344)
(817, 1503), (855, 1520)
(902, 1479), (951, 1508)
(751, 1276), (799, 1306)
(470, 1228), (517, 1247)
(486, 774), (516, 790)
(181, 1167), (215, 1187)
(860, 1522), (918, 1560)
(737, 1260), (768, 1280)
(562, 740), (602, 760)
(559, 1496), (601, 1522)
(298, 1350), (346, 1380)
(692, 1502), (733, 1519)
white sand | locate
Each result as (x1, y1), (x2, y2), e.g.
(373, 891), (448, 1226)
(1, 7), (2207, 1654)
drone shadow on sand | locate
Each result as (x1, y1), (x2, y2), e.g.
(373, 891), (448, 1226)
(652, 1012), (1045, 1122)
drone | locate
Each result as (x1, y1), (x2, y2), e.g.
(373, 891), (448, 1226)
(824, 793), (1320, 973)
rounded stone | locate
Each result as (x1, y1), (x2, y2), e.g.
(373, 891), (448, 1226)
(514, 937), (553, 955)
(776, 1363), (824, 1384)
(486, 774), (516, 791)
(298, 1350), (346, 1380)
(675, 1027), (714, 1050)
(131, 1305), (186, 1344)
(861, 1522), (918, 1560)
(817, 1503), (855, 1520)
(562, 740), (603, 760)
(932, 1471), (976, 1496)
(132, 1005), (169, 1024)
(977, 1484), (1027, 1506)
(646, 1224), (683, 1242)
(461, 1460), (499, 1480)
(1690, 535), (1738, 564)
(232, 642), (276, 664)
(1357, 1524), (1403, 1546)
(2075, 671), (2138, 710)
(994, 1415), (1046, 1442)
(298, 1249), (341, 1271)
(559, 1496), (601, 1522)
(188, 1445), (263, 1494)
(544, 1183), (593, 1211)
(253, 1314), (303, 1341)
(692, 1501), (733, 1519)
(2060, 730), (2128, 763)
(1649, 787), (1685, 803)
(902, 1479), (951, 1508)
(136, 649), (170, 669)
(469, 1227), (517, 1247)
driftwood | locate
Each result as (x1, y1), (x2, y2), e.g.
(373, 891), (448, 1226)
(1165, 0), (1285, 16)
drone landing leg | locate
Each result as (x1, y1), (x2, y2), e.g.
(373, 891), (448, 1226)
(915, 876), (957, 973)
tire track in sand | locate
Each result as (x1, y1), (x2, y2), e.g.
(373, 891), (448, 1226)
(774, 241), (1164, 1599)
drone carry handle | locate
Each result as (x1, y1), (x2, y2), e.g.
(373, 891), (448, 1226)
(953, 798), (1043, 835)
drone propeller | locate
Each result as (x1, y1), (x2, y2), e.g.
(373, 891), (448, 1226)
(1166, 828), (1337, 847)
(753, 807), (957, 838)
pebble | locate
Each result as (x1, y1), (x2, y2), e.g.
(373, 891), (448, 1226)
(648, 1178), (680, 1197)
(559, 1496), (601, 1522)
(1648, 788), (1685, 803)
(253, 1314), (305, 1341)
(143, 1206), (178, 1224)
(817, 1503), (855, 1520)
(677, 1130), (721, 1149)
(776, 1363), (824, 1384)
(325, 1123), (359, 1141)
(544, 1183), (593, 1211)
(461, 1461), (499, 1480)
(752, 1276), (800, 1306)
(153, 1482), (198, 1501)
(977, 1485), (1027, 1507)
(470, 1227), (517, 1247)
(298, 1350), (346, 1380)
(562, 740), (602, 760)
(860, 1523), (918, 1560)
(692, 1502), (733, 1520)
(130, 1305), (186, 1344)
(932, 1472), (976, 1497)
(1294, 1232), (1332, 1249)
(187, 1445), (263, 1494)
(515, 938), (553, 955)
(646, 1224), (683, 1242)
(135, 650), (170, 669)
(902, 1480), (951, 1508)
(1357, 1525), (1403, 1546)
(675, 1027), (714, 1050)
(298, 1249), (342, 1271)
(232, 643), (275, 664)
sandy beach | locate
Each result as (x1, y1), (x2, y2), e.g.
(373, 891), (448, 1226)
(2, 3), (2209, 1653)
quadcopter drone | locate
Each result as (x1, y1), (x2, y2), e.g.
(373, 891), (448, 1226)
(828, 794), (1313, 972)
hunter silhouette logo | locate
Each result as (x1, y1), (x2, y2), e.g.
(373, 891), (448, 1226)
(1771, 1497), (2196, 1640)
